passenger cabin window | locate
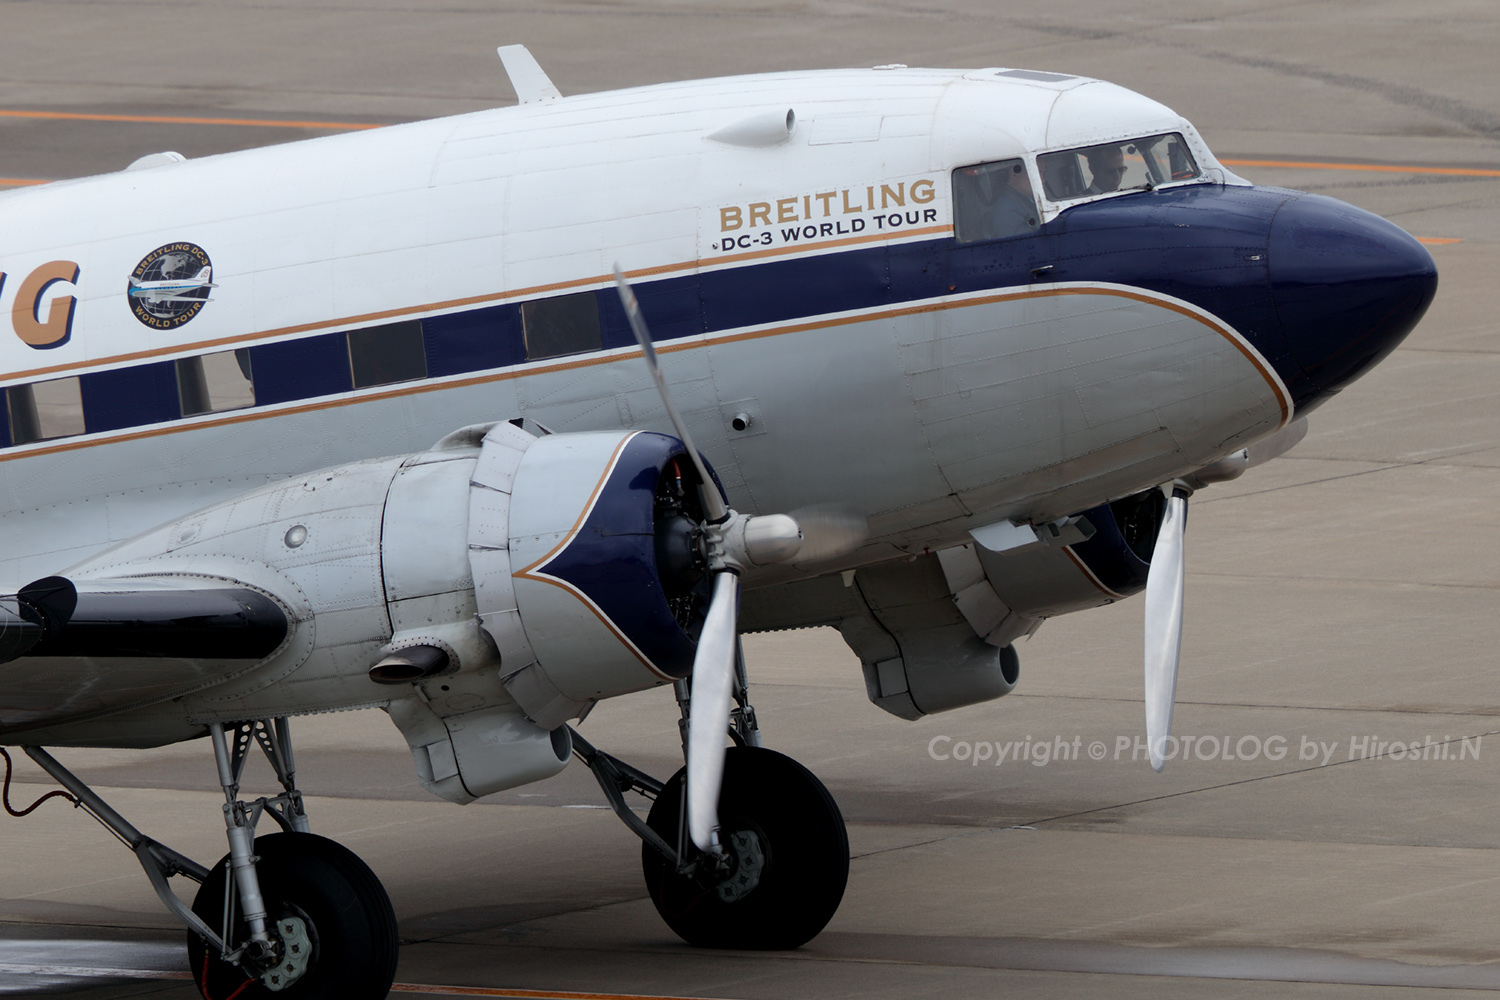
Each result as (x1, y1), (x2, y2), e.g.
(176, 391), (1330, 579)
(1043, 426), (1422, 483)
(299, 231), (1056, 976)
(522, 291), (601, 361)
(348, 320), (427, 389)
(952, 159), (1039, 243)
(8, 376), (84, 444)
(1036, 133), (1201, 203)
(178, 349), (255, 416)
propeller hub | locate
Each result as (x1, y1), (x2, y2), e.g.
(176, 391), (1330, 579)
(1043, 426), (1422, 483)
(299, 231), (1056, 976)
(740, 514), (803, 566)
(705, 511), (805, 572)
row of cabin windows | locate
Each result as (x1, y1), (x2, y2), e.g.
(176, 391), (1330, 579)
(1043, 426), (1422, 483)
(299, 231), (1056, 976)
(3, 290), (603, 446)
(8, 144), (1204, 446)
(7, 142), (1206, 441)
(12, 151), (1199, 447)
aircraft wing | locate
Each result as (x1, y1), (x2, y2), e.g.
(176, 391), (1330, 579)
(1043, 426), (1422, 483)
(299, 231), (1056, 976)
(0, 575), (288, 740)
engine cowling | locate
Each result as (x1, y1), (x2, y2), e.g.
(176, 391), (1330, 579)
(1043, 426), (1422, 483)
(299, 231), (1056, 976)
(14, 421), (716, 802)
(966, 489), (1164, 629)
(460, 423), (713, 727)
(837, 489), (1168, 720)
(372, 421), (720, 802)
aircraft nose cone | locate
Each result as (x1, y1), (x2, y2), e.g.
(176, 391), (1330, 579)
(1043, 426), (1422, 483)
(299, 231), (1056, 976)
(1269, 193), (1437, 397)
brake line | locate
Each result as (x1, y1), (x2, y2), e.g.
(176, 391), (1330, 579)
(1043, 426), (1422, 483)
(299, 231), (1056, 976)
(0, 747), (77, 817)
(197, 950), (256, 1000)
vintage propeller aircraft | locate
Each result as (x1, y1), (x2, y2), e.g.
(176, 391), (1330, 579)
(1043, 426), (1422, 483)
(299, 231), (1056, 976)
(0, 46), (1435, 999)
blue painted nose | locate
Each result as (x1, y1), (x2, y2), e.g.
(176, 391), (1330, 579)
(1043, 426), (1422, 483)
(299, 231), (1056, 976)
(1268, 193), (1437, 398)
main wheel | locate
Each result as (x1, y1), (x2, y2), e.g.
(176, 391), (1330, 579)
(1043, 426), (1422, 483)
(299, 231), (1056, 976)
(642, 746), (848, 949)
(187, 832), (398, 1000)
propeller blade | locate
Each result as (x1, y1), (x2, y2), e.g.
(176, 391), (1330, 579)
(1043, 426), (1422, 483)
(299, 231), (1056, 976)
(686, 570), (741, 853)
(1143, 489), (1188, 772)
(612, 265), (726, 522)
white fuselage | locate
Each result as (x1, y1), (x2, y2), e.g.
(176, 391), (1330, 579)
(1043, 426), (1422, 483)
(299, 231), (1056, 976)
(0, 68), (1278, 592)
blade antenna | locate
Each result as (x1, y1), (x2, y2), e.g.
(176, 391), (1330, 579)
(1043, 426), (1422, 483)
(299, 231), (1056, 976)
(613, 265), (727, 523)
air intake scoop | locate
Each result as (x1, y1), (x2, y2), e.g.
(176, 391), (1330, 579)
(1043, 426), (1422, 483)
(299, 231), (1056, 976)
(706, 108), (797, 147)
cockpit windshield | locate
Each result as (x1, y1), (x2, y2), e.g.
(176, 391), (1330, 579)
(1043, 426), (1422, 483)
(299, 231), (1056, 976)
(1036, 133), (1200, 203)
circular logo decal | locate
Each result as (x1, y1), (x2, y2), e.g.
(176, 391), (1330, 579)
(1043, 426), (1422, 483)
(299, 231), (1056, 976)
(127, 242), (215, 329)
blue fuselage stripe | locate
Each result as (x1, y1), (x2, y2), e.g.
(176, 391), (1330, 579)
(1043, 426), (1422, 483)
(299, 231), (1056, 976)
(3, 183), (1438, 449)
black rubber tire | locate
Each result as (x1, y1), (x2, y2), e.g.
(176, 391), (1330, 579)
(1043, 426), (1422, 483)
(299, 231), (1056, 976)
(187, 832), (398, 1000)
(642, 746), (848, 949)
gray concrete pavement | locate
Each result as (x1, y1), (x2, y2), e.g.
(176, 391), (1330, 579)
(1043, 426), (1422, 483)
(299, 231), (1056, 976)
(3, 1), (1500, 997)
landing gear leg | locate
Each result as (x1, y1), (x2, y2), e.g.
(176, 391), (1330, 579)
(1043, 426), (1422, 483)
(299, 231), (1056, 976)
(21, 746), (219, 947)
(208, 722), (277, 961)
(20, 718), (398, 998)
(188, 718), (398, 999)
(729, 639), (762, 748)
(674, 640), (762, 750)
(575, 650), (849, 950)
(642, 746), (848, 949)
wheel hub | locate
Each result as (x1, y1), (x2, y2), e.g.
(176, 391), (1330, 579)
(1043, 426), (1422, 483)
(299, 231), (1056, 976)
(260, 916), (312, 991)
(714, 829), (766, 903)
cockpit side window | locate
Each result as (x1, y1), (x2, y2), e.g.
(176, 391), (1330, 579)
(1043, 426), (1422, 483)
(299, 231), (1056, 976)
(952, 158), (1039, 243)
(1036, 132), (1200, 203)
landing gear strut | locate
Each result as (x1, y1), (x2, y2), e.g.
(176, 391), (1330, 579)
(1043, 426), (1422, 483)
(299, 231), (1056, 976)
(572, 650), (849, 950)
(188, 831), (398, 999)
(642, 745), (849, 949)
(188, 719), (397, 999)
(20, 718), (397, 1000)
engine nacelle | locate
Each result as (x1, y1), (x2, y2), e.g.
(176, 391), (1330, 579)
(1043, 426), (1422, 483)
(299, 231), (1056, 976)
(369, 421), (717, 801)
(27, 421), (715, 800)
(822, 553), (1023, 721)
(460, 424), (711, 728)
(797, 489), (1168, 721)
(938, 489), (1165, 657)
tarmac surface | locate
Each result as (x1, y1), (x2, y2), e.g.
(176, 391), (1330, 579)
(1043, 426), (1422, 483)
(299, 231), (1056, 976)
(3, 1), (1500, 997)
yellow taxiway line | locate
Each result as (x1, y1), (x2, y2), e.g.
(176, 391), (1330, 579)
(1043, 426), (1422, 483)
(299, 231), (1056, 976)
(0, 963), (732, 1000)
(1222, 157), (1500, 179)
(0, 109), (381, 130)
(0, 153), (1481, 243)
(392, 986), (732, 999)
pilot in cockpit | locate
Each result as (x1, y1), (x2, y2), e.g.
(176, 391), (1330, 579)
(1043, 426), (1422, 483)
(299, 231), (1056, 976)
(1037, 142), (1132, 202)
(1084, 145), (1128, 194)
(953, 159), (1038, 242)
(1037, 152), (1082, 202)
